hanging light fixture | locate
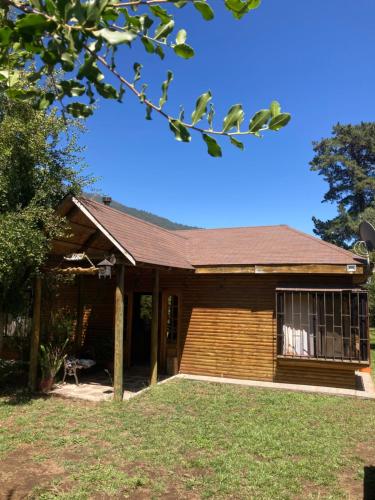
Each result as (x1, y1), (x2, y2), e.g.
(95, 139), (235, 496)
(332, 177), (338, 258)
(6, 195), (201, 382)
(97, 258), (114, 279)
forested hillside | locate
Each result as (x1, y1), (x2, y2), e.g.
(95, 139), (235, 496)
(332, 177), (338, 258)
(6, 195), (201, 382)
(86, 193), (196, 231)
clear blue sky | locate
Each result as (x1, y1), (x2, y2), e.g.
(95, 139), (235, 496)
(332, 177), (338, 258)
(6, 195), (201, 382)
(81, 0), (375, 233)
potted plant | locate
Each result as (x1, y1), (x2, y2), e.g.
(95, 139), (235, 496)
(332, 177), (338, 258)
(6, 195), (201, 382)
(39, 339), (68, 392)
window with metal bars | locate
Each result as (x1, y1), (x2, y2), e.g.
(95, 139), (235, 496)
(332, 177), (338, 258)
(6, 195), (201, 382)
(276, 289), (369, 362)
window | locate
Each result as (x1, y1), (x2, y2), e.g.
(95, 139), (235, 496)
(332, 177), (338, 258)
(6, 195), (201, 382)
(166, 295), (179, 343)
(276, 289), (369, 362)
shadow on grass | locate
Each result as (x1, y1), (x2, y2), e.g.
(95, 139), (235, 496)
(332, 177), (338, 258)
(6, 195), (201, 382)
(0, 387), (49, 406)
(364, 466), (375, 500)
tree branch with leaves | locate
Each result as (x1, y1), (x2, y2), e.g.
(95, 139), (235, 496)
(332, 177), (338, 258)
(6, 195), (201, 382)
(0, 0), (291, 156)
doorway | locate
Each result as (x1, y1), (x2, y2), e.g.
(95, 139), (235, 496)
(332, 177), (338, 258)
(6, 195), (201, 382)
(131, 293), (152, 366)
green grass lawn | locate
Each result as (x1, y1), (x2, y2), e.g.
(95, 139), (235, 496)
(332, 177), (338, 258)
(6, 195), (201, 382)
(1, 380), (375, 499)
(371, 327), (375, 382)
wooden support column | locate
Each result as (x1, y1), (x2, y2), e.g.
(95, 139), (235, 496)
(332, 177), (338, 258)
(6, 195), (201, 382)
(0, 308), (5, 356)
(75, 276), (84, 349)
(114, 264), (125, 402)
(28, 275), (42, 391)
(150, 269), (160, 385)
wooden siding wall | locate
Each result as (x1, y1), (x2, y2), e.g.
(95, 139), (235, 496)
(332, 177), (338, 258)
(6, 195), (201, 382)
(50, 268), (364, 388)
(178, 273), (363, 389)
(180, 275), (275, 381)
(274, 358), (360, 390)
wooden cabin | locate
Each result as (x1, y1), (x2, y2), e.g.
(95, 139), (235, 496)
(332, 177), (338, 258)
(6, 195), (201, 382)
(35, 196), (371, 398)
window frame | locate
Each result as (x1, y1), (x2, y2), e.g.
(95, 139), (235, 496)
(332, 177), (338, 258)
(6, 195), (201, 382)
(275, 288), (370, 363)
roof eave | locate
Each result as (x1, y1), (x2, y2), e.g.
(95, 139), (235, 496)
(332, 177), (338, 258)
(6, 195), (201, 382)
(72, 196), (137, 266)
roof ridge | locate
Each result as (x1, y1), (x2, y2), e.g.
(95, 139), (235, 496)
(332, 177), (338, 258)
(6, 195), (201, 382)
(173, 224), (289, 233)
(81, 197), (189, 241)
(283, 225), (357, 258)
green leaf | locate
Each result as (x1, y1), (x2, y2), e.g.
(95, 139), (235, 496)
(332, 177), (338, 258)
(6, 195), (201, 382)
(268, 112), (291, 131)
(133, 62), (142, 83)
(0, 27), (12, 46)
(178, 105), (185, 121)
(77, 56), (104, 83)
(202, 134), (222, 157)
(85, 0), (109, 25)
(159, 70), (173, 108)
(154, 20), (174, 41)
(141, 37), (155, 54)
(139, 83), (147, 103)
(176, 29), (187, 45)
(61, 52), (75, 71)
(149, 5), (172, 24)
(230, 136), (244, 150)
(270, 100), (281, 118)
(173, 43), (194, 59)
(191, 90), (212, 125)
(41, 50), (58, 66)
(95, 82), (118, 99)
(194, 1), (214, 20)
(222, 104), (244, 133)
(58, 80), (86, 97)
(248, 109), (271, 133)
(118, 84), (125, 102)
(145, 105), (152, 120)
(36, 92), (55, 110)
(207, 103), (215, 129)
(155, 46), (165, 60)
(66, 102), (94, 118)
(169, 119), (191, 142)
(102, 6), (118, 21)
(225, 0), (261, 19)
(93, 28), (137, 45)
(16, 14), (51, 33)
(0, 70), (20, 86)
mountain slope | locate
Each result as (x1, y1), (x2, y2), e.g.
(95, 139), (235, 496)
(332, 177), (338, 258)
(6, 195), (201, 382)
(85, 193), (196, 231)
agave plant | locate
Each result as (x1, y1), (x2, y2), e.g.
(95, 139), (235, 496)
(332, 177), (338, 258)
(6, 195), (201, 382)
(39, 338), (69, 383)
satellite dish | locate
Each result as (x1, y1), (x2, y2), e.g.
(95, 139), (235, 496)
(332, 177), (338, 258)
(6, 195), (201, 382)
(359, 221), (375, 252)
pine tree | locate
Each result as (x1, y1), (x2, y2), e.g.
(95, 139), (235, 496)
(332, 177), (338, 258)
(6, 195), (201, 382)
(311, 122), (375, 248)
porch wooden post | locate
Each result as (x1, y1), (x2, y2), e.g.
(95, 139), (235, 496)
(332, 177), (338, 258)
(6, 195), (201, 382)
(28, 274), (42, 391)
(150, 269), (159, 385)
(114, 263), (125, 401)
(75, 276), (84, 349)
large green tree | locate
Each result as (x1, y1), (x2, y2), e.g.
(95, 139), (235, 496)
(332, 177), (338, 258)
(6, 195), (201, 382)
(311, 122), (375, 325)
(0, 0), (290, 156)
(0, 91), (91, 317)
(311, 122), (375, 248)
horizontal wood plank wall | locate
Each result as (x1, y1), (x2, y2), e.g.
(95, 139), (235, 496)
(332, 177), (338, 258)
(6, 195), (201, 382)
(179, 273), (360, 385)
(50, 268), (361, 388)
(179, 274), (276, 381)
(79, 275), (115, 362)
(274, 358), (360, 389)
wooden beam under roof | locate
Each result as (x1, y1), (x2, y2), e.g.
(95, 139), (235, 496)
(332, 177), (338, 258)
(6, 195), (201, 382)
(81, 229), (102, 251)
(194, 264), (366, 275)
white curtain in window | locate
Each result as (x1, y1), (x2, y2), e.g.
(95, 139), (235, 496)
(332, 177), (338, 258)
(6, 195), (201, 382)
(282, 294), (315, 357)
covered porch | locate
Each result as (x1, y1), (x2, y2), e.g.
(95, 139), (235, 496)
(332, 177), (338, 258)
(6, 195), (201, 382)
(28, 196), (191, 401)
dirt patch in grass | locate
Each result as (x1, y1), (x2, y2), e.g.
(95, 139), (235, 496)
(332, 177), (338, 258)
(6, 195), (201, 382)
(340, 442), (375, 500)
(0, 445), (65, 498)
(120, 461), (203, 499)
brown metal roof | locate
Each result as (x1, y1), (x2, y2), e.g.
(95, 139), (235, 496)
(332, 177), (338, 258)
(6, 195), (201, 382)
(72, 197), (364, 269)
(174, 225), (364, 266)
(77, 197), (192, 269)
